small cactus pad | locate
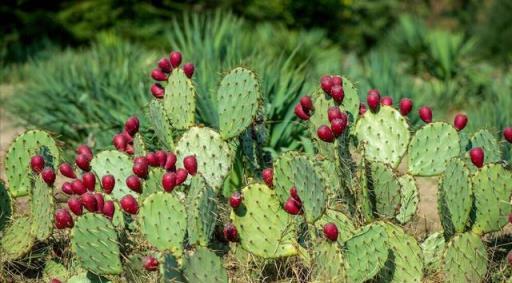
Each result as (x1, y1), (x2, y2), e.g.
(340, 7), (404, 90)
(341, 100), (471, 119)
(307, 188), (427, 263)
(0, 179), (12, 231)
(71, 213), (122, 275)
(368, 161), (401, 218)
(148, 100), (175, 150)
(161, 252), (185, 283)
(186, 175), (217, 246)
(91, 150), (135, 200)
(442, 232), (487, 282)
(0, 216), (35, 260)
(355, 152), (373, 221)
(43, 260), (70, 282)
(344, 222), (389, 283)
(163, 68), (196, 130)
(395, 174), (419, 224)
(274, 152), (328, 223)
(355, 106), (410, 168)
(217, 67), (261, 139)
(308, 89), (338, 159)
(421, 232), (445, 271)
(469, 129), (502, 163)
(31, 176), (55, 240)
(176, 127), (233, 190)
(183, 247), (228, 283)
(133, 133), (147, 156)
(4, 130), (59, 197)
(67, 272), (111, 283)
(314, 209), (355, 243)
(471, 163), (512, 234)
(408, 122), (460, 176)
(311, 241), (347, 282)
(340, 77), (360, 122)
(437, 158), (472, 236)
(140, 167), (165, 200)
(138, 192), (186, 254)
(231, 184), (297, 258)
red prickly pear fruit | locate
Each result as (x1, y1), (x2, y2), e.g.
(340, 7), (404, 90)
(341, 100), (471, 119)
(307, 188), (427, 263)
(125, 144), (134, 155)
(122, 130), (134, 144)
(80, 193), (98, 212)
(155, 150), (167, 167)
(330, 85), (344, 103)
(164, 152), (177, 171)
(229, 192), (243, 208)
(175, 168), (188, 185)
(134, 156), (147, 165)
(75, 154), (92, 172)
(124, 116), (140, 136)
(102, 200), (115, 219)
(283, 197), (301, 215)
(183, 63), (195, 78)
(82, 172), (96, 191)
(317, 125), (335, 143)
(262, 168), (273, 188)
(223, 223), (238, 242)
(76, 144), (93, 159)
(72, 179), (87, 195)
(294, 103), (310, 121)
(94, 193), (105, 212)
(67, 198), (83, 216)
(169, 51), (182, 68)
(290, 187), (302, 203)
(320, 75), (333, 94)
(112, 133), (127, 151)
(300, 96), (314, 112)
(327, 106), (343, 122)
(120, 195), (138, 214)
(54, 209), (73, 229)
(30, 155), (45, 173)
(323, 223), (339, 241)
(151, 68), (168, 81)
(126, 175), (142, 193)
(367, 92), (381, 111)
(146, 152), (160, 167)
(508, 250), (512, 266)
(133, 162), (149, 178)
(150, 83), (165, 99)
(143, 256), (159, 271)
(418, 106), (433, 123)
(158, 58), (173, 73)
(399, 98), (413, 116)
(469, 147), (484, 168)
(368, 89), (381, 96)
(503, 127), (512, 143)
(183, 155), (197, 176)
(453, 113), (468, 131)
(381, 96), (393, 106)
(331, 75), (343, 86)
(101, 175), (115, 194)
(61, 182), (74, 195)
(508, 212), (512, 224)
(41, 167), (56, 185)
(359, 103), (367, 115)
(162, 172), (177, 192)
(330, 118), (347, 137)
(51, 279), (62, 283)
(59, 163), (76, 178)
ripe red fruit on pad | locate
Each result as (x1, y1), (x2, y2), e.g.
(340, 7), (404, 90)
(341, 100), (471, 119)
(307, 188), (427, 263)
(262, 168), (273, 188)
(290, 186), (301, 203)
(283, 197), (301, 215)
(294, 103), (310, 121)
(76, 144), (93, 159)
(229, 192), (243, 208)
(183, 63), (195, 78)
(41, 167), (56, 185)
(59, 162), (76, 178)
(134, 156), (147, 165)
(300, 96), (314, 112)
(71, 179), (87, 195)
(175, 168), (188, 185)
(331, 75), (342, 86)
(508, 212), (512, 224)
(150, 83), (165, 99)
(82, 172), (96, 191)
(359, 103), (367, 115)
(112, 134), (127, 151)
(54, 209), (73, 229)
(320, 75), (333, 94)
(399, 98), (413, 116)
(183, 155), (198, 176)
(317, 125), (335, 143)
(75, 154), (92, 172)
(367, 92), (380, 111)
(67, 198), (83, 216)
(169, 51), (182, 68)
(323, 223), (339, 241)
(453, 113), (468, 131)
(61, 182), (74, 195)
(418, 106), (433, 123)
(223, 223), (238, 242)
(81, 192), (98, 212)
(133, 162), (149, 178)
(120, 195), (139, 214)
(367, 89), (381, 96)
(102, 200), (115, 219)
(126, 175), (142, 193)
(381, 96), (393, 106)
(94, 193), (105, 212)
(331, 118), (347, 137)
(164, 152), (177, 171)
(469, 147), (484, 168)
(503, 127), (512, 143)
(125, 144), (134, 155)
(151, 68), (168, 81)
(143, 256), (159, 271)
(146, 152), (160, 167)
(50, 279), (62, 283)
(155, 150), (167, 167)
(124, 116), (140, 137)
(330, 85), (344, 103)
(327, 106), (343, 122)
(122, 130), (134, 144)
(101, 175), (115, 194)
(162, 172), (177, 192)
(158, 58), (172, 73)
(30, 155), (45, 173)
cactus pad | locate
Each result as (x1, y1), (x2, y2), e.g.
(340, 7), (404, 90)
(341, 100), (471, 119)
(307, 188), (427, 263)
(217, 67), (261, 139)
(442, 232), (487, 282)
(67, 272), (111, 283)
(0, 179), (12, 231)
(4, 130), (59, 197)
(471, 163), (512, 234)
(183, 247), (228, 283)
(148, 100), (175, 150)
(421, 232), (445, 271)
(91, 150), (135, 200)
(161, 252), (185, 283)
(175, 127), (233, 190)
(368, 161), (401, 218)
(43, 260), (70, 282)
(408, 122), (460, 176)
(396, 174), (419, 224)
(0, 216), (35, 260)
(308, 89), (338, 159)
(140, 167), (165, 200)
(186, 175), (217, 246)
(133, 133), (147, 156)
(138, 192), (186, 254)
(340, 77), (360, 123)
(470, 129), (501, 163)
(31, 177), (55, 240)
(163, 68), (196, 130)
(311, 241), (347, 282)
(231, 184), (297, 258)
(314, 209), (355, 243)
(355, 106), (410, 168)
(71, 214), (122, 275)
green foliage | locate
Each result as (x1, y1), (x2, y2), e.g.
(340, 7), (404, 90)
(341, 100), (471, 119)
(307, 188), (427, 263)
(0, 180), (12, 232)
(442, 232), (488, 282)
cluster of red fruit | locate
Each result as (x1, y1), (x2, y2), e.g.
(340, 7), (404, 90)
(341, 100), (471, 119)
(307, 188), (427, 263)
(112, 116), (140, 155)
(150, 51), (195, 99)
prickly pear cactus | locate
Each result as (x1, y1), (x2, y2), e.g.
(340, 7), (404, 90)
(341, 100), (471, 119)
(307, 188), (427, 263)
(470, 129), (501, 163)
(314, 209), (355, 243)
(186, 175), (217, 246)
(67, 272), (111, 283)
(340, 77), (360, 122)
(140, 167), (165, 200)
(163, 68), (196, 130)
(43, 260), (70, 282)
(183, 247), (228, 283)
(161, 252), (184, 283)
(368, 161), (401, 218)
(231, 184), (297, 258)
(308, 89), (338, 159)
(4, 130), (59, 197)
(91, 150), (134, 200)
(311, 241), (347, 282)
(71, 214), (122, 275)
(133, 133), (147, 156)
(395, 174), (419, 224)
(0, 216), (35, 260)
(442, 232), (487, 282)
(0, 180), (12, 231)
(148, 100), (175, 150)
(421, 232), (445, 271)
(31, 176), (55, 240)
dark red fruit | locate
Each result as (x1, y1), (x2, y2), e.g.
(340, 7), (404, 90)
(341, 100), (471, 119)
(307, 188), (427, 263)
(223, 223), (238, 242)
(183, 155), (197, 176)
(509, 212), (512, 224)
(162, 172), (177, 192)
(418, 106), (432, 123)
(262, 168), (273, 188)
(290, 187), (302, 203)
(323, 223), (339, 241)
(331, 118), (347, 137)
(30, 155), (45, 173)
(41, 167), (56, 185)
(122, 130), (134, 144)
(94, 193), (105, 212)
(102, 200), (115, 219)
(175, 168), (188, 185)
(453, 114), (468, 131)
(126, 175), (142, 193)
(61, 182), (74, 195)
(399, 98), (413, 116)
(67, 198), (83, 216)
(75, 154), (91, 171)
(367, 92), (380, 111)
(331, 75), (342, 86)
(143, 256), (159, 271)
(368, 89), (380, 96)
(76, 144), (93, 159)
(120, 195), (138, 214)
(158, 58), (172, 73)
(72, 179), (87, 195)
(469, 147), (484, 168)
(50, 279), (62, 283)
(503, 127), (512, 143)
(55, 209), (73, 229)
(317, 125), (335, 143)
(146, 152), (159, 167)
(183, 63), (195, 78)
(80, 193), (98, 212)
(320, 75), (333, 94)
(359, 103), (367, 115)
(330, 85), (344, 103)
(155, 150), (167, 167)
(283, 197), (301, 215)
(169, 51), (182, 68)
(150, 83), (165, 99)
(151, 68), (168, 81)
(133, 156), (147, 165)
(82, 172), (96, 191)
(125, 144), (134, 155)
(164, 152), (177, 171)
(381, 96), (393, 106)
(133, 162), (149, 178)
(294, 103), (310, 120)
(300, 96), (314, 112)
(327, 106), (343, 122)
(124, 116), (140, 136)
(59, 162), (76, 178)
(101, 175), (115, 194)
(112, 133), (127, 151)
(229, 192), (243, 208)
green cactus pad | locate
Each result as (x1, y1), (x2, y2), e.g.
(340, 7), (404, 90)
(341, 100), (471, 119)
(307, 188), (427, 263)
(133, 133), (147, 156)
(138, 192), (186, 254)
(186, 175), (217, 246)
(311, 241), (347, 282)
(91, 150), (135, 200)
(437, 158), (472, 236)
(368, 161), (401, 218)
(4, 130), (59, 197)
(140, 167), (165, 200)
(308, 89), (337, 159)
(470, 129), (502, 163)
(30, 176), (55, 240)
(471, 163), (512, 234)
(408, 122), (460, 176)
(175, 127), (233, 190)
(355, 152), (373, 221)
(314, 209), (355, 243)
(148, 100), (175, 150)
(183, 247), (228, 283)
(0, 179), (12, 231)
(67, 272), (111, 283)
(442, 232), (487, 282)
(395, 174), (419, 224)
(231, 184), (297, 258)
(340, 77), (361, 123)
(355, 106), (410, 168)
(161, 252), (185, 283)
(0, 216), (35, 260)
(217, 67), (261, 139)
(163, 68), (196, 130)
(273, 151), (328, 223)
(344, 222), (389, 283)
(421, 232), (445, 271)
(459, 131), (471, 153)
(71, 213), (122, 275)
(43, 260), (70, 282)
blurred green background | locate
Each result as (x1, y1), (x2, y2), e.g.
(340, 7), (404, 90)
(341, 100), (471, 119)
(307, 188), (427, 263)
(1, 0), (511, 159)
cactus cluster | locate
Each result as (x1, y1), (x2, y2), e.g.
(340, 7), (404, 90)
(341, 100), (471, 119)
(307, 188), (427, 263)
(1, 50), (512, 282)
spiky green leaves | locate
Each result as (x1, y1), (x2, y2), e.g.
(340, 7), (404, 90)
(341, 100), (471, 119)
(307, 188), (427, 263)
(0, 180), (12, 231)
(311, 241), (346, 282)
(408, 122), (460, 176)
(442, 232), (487, 282)
(4, 130), (59, 197)
(183, 247), (228, 283)
(355, 106), (410, 168)
(368, 162), (401, 218)
(0, 216), (35, 260)
(217, 67), (261, 139)
(314, 209), (355, 243)
(31, 177), (55, 240)
(91, 150), (134, 200)
(163, 69), (196, 130)
(396, 174), (419, 224)
(71, 214), (122, 275)
(186, 175), (217, 246)
(231, 184), (297, 258)
(148, 100), (175, 150)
